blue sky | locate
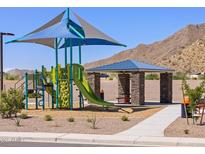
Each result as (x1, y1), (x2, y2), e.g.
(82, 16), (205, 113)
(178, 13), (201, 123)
(1, 7), (205, 71)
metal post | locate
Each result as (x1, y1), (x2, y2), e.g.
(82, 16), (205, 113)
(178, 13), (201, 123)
(69, 39), (73, 110)
(51, 66), (54, 109)
(34, 69), (38, 109)
(0, 32), (14, 91)
(25, 72), (28, 110)
(0, 34), (3, 91)
(78, 45), (83, 108)
(55, 38), (59, 109)
(42, 81), (45, 111)
(64, 38), (67, 67)
(41, 65), (45, 110)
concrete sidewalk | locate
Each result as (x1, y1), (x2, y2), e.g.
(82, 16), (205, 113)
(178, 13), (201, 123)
(117, 104), (181, 137)
(1, 132), (205, 146)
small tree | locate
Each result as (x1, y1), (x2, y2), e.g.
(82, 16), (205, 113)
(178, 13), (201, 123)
(182, 78), (205, 118)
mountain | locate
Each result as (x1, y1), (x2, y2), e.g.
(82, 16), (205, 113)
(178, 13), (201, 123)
(85, 23), (205, 74)
(6, 69), (34, 78)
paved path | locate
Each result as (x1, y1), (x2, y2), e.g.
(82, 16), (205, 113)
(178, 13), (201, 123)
(117, 104), (181, 137)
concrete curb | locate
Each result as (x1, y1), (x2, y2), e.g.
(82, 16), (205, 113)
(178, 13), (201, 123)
(1, 132), (205, 146)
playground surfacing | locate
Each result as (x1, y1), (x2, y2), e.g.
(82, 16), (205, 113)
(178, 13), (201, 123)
(0, 106), (162, 135)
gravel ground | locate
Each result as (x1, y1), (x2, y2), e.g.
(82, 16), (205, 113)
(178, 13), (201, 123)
(0, 106), (161, 135)
(165, 117), (205, 138)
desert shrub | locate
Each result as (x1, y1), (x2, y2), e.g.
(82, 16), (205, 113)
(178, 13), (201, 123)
(0, 88), (24, 118)
(14, 117), (21, 127)
(44, 115), (53, 121)
(173, 72), (187, 80)
(145, 74), (159, 80)
(108, 77), (113, 80)
(87, 114), (97, 129)
(121, 115), (129, 121)
(4, 74), (19, 80)
(20, 112), (28, 119)
(67, 116), (75, 122)
(87, 116), (92, 123)
(184, 129), (189, 134)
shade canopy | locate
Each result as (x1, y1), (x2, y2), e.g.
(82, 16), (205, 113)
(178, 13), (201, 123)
(7, 9), (126, 48)
(60, 12), (126, 48)
(87, 60), (174, 73)
(6, 11), (67, 48)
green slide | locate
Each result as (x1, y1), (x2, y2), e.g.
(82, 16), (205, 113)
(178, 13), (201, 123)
(72, 64), (113, 107)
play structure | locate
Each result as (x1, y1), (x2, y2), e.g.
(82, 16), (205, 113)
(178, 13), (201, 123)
(8, 8), (125, 110)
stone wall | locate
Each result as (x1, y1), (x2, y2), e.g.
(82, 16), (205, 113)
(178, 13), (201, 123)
(87, 73), (101, 97)
(160, 73), (173, 103)
(131, 72), (145, 106)
(118, 74), (130, 102)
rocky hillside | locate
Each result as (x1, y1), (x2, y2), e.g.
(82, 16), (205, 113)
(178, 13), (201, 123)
(85, 23), (205, 74)
(6, 69), (33, 78)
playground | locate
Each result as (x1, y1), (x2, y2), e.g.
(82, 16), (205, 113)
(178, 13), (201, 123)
(0, 8), (189, 137)
(1, 8), (174, 111)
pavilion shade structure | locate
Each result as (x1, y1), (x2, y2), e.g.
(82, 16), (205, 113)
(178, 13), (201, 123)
(87, 60), (174, 73)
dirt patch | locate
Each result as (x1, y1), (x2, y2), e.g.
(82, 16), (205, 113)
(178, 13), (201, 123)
(0, 106), (162, 135)
(165, 117), (205, 138)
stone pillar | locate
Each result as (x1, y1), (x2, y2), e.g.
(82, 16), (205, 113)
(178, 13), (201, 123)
(160, 73), (173, 103)
(87, 73), (101, 97)
(131, 72), (145, 106)
(118, 73), (130, 102)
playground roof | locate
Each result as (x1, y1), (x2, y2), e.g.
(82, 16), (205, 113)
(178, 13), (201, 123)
(87, 60), (174, 73)
(59, 13), (126, 48)
(6, 9), (125, 48)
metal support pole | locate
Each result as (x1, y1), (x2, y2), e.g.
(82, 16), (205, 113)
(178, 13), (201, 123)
(51, 66), (54, 109)
(64, 38), (67, 68)
(0, 35), (3, 91)
(69, 39), (73, 110)
(25, 72), (28, 110)
(42, 82), (45, 111)
(34, 69), (38, 109)
(55, 38), (59, 109)
(0, 32), (14, 91)
(78, 45), (83, 108)
(41, 65), (45, 110)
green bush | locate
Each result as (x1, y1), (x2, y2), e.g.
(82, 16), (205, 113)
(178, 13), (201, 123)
(67, 116), (75, 122)
(173, 72), (187, 80)
(44, 115), (53, 121)
(145, 74), (159, 80)
(121, 115), (129, 121)
(4, 74), (19, 80)
(20, 112), (28, 119)
(108, 77), (113, 80)
(0, 88), (24, 118)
